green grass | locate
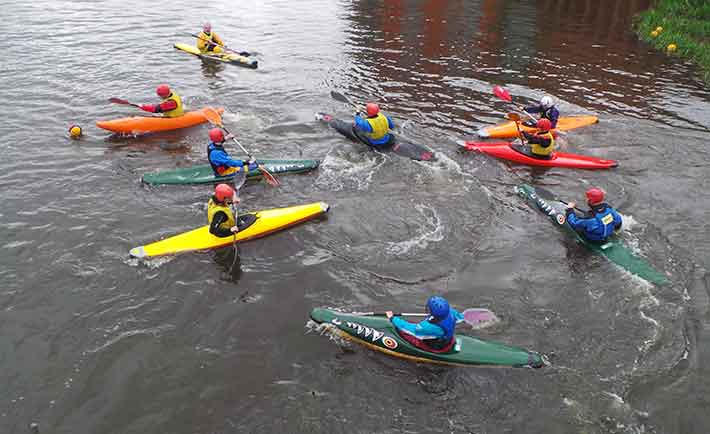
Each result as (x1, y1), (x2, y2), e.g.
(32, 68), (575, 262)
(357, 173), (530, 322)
(635, 0), (710, 82)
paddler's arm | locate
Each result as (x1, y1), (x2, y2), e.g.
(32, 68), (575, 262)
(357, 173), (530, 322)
(354, 114), (372, 133)
(386, 312), (444, 339)
(524, 104), (542, 114)
(212, 33), (224, 46)
(522, 131), (551, 147)
(547, 107), (560, 128)
(386, 115), (395, 129)
(452, 309), (464, 324)
(139, 100), (177, 114)
(209, 211), (235, 237)
(210, 150), (248, 170)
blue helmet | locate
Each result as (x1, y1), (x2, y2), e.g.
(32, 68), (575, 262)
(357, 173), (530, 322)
(426, 296), (450, 319)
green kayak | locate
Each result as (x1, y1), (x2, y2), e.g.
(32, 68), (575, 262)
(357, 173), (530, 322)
(310, 308), (545, 368)
(141, 159), (320, 185)
(516, 184), (669, 285)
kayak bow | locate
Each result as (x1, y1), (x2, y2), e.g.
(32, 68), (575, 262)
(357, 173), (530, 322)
(459, 141), (617, 169)
(310, 308), (545, 368)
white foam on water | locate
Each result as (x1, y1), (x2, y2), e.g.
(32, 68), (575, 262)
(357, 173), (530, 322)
(315, 153), (386, 191)
(385, 203), (444, 255)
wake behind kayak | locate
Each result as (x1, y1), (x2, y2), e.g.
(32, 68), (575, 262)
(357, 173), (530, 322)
(316, 113), (435, 162)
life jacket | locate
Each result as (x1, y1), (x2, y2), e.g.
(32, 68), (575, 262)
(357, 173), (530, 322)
(207, 142), (229, 175)
(364, 113), (391, 142)
(423, 313), (457, 350)
(161, 92), (183, 118)
(197, 31), (223, 52)
(207, 198), (235, 230)
(530, 131), (555, 157)
(586, 204), (617, 241)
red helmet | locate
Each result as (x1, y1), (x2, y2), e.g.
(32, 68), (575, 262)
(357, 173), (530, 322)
(156, 84), (171, 98)
(209, 128), (225, 143)
(585, 187), (605, 205)
(214, 184), (235, 202)
(536, 118), (552, 132)
(366, 103), (380, 117)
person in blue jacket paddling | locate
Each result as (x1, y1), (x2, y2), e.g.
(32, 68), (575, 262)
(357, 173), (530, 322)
(565, 187), (623, 243)
(207, 128), (259, 177)
(354, 103), (395, 147)
(386, 296), (464, 352)
(523, 95), (559, 129)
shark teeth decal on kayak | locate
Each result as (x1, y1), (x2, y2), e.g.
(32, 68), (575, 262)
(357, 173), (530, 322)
(345, 321), (386, 343)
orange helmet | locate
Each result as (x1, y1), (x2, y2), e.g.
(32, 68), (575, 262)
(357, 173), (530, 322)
(156, 84), (171, 98)
(536, 118), (552, 132)
(585, 188), (605, 205)
(366, 103), (380, 117)
(214, 184), (235, 202)
(209, 128), (225, 143)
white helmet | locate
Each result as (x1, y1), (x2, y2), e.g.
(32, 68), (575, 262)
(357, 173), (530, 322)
(540, 96), (554, 109)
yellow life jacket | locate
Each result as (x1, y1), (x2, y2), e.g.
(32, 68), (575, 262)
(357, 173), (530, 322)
(530, 131), (555, 156)
(197, 31), (224, 53)
(161, 92), (184, 118)
(365, 113), (390, 141)
(207, 198), (236, 231)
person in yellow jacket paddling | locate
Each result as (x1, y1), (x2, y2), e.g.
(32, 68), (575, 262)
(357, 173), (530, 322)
(513, 118), (555, 160)
(353, 103), (395, 147)
(197, 22), (225, 54)
(208, 184), (240, 237)
(138, 84), (184, 118)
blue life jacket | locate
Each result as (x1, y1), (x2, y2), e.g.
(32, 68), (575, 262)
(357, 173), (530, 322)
(207, 142), (228, 175)
(567, 203), (622, 242)
(427, 312), (456, 349)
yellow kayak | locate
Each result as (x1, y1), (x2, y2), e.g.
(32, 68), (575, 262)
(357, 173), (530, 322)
(477, 115), (599, 139)
(173, 43), (258, 69)
(129, 202), (329, 258)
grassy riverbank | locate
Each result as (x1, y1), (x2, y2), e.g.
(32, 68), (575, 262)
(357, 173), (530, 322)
(635, 0), (710, 82)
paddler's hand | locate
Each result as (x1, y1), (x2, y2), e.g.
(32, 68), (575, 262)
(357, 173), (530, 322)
(139, 104), (156, 113)
(385, 311), (394, 319)
(224, 133), (235, 141)
(230, 226), (239, 233)
(246, 160), (259, 172)
(565, 202), (576, 215)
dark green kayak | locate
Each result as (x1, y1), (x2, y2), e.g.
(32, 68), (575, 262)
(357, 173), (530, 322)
(141, 159), (320, 185)
(310, 308), (545, 368)
(516, 184), (669, 285)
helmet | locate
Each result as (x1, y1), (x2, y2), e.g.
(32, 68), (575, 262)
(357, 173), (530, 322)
(209, 128), (225, 143)
(536, 118), (552, 132)
(585, 187), (605, 205)
(214, 184), (234, 202)
(540, 96), (554, 108)
(366, 103), (380, 117)
(156, 84), (171, 98)
(203, 22), (212, 32)
(426, 296), (450, 320)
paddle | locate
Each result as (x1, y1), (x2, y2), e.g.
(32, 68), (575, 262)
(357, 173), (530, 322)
(506, 112), (526, 144)
(492, 86), (538, 124)
(355, 308), (498, 328)
(108, 97), (141, 109)
(330, 90), (360, 113)
(186, 33), (251, 56)
(203, 108), (280, 187)
(228, 170), (247, 274)
(534, 186), (585, 213)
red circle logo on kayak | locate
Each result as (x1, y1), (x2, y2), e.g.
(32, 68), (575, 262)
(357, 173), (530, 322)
(382, 336), (398, 349)
(556, 214), (566, 225)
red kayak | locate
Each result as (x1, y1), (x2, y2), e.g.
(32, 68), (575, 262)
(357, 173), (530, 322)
(459, 141), (617, 170)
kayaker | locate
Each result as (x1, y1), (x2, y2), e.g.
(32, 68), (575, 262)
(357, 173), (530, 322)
(197, 22), (225, 54)
(386, 296), (464, 352)
(514, 118), (555, 159)
(523, 96), (559, 129)
(208, 184), (240, 237)
(565, 188), (623, 243)
(138, 85), (184, 118)
(207, 128), (259, 177)
(353, 103), (395, 147)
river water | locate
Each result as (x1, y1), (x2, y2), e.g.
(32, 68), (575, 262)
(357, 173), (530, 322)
(2, 0), (710, 433)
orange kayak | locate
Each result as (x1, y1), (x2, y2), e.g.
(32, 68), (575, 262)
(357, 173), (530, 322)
(477, 115), (599, 139)
(96, 107), (224, 134)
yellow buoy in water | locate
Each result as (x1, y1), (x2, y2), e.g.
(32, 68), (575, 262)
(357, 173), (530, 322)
(655, 26), (663, 33)
(667, 43), (677, 53)
(650, 30), (659, 38)
(68, 124), (82, 138)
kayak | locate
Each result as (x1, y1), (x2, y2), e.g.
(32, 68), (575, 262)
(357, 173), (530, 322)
(459, 141), (617, 169)
(141, 158), (321, 185)
(516, 184), (669, 285)
(96, 107), (224, 135)
(129, 202), (329, 258)
(316, 112), (436, 162)
(174, 43), (258, 69)
(310, 308), (545, 368)
(477, 115), (599, 139)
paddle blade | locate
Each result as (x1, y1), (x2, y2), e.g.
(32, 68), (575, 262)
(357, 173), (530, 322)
(506, 112), (521, 122)
(493, 85), (512, 102)
(109, 97), (131, 105)
(203, 107), (224, 127)
(462, 308), (498, 328)
(259, 165), (280, 187)
(330, 90), (350, 104)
